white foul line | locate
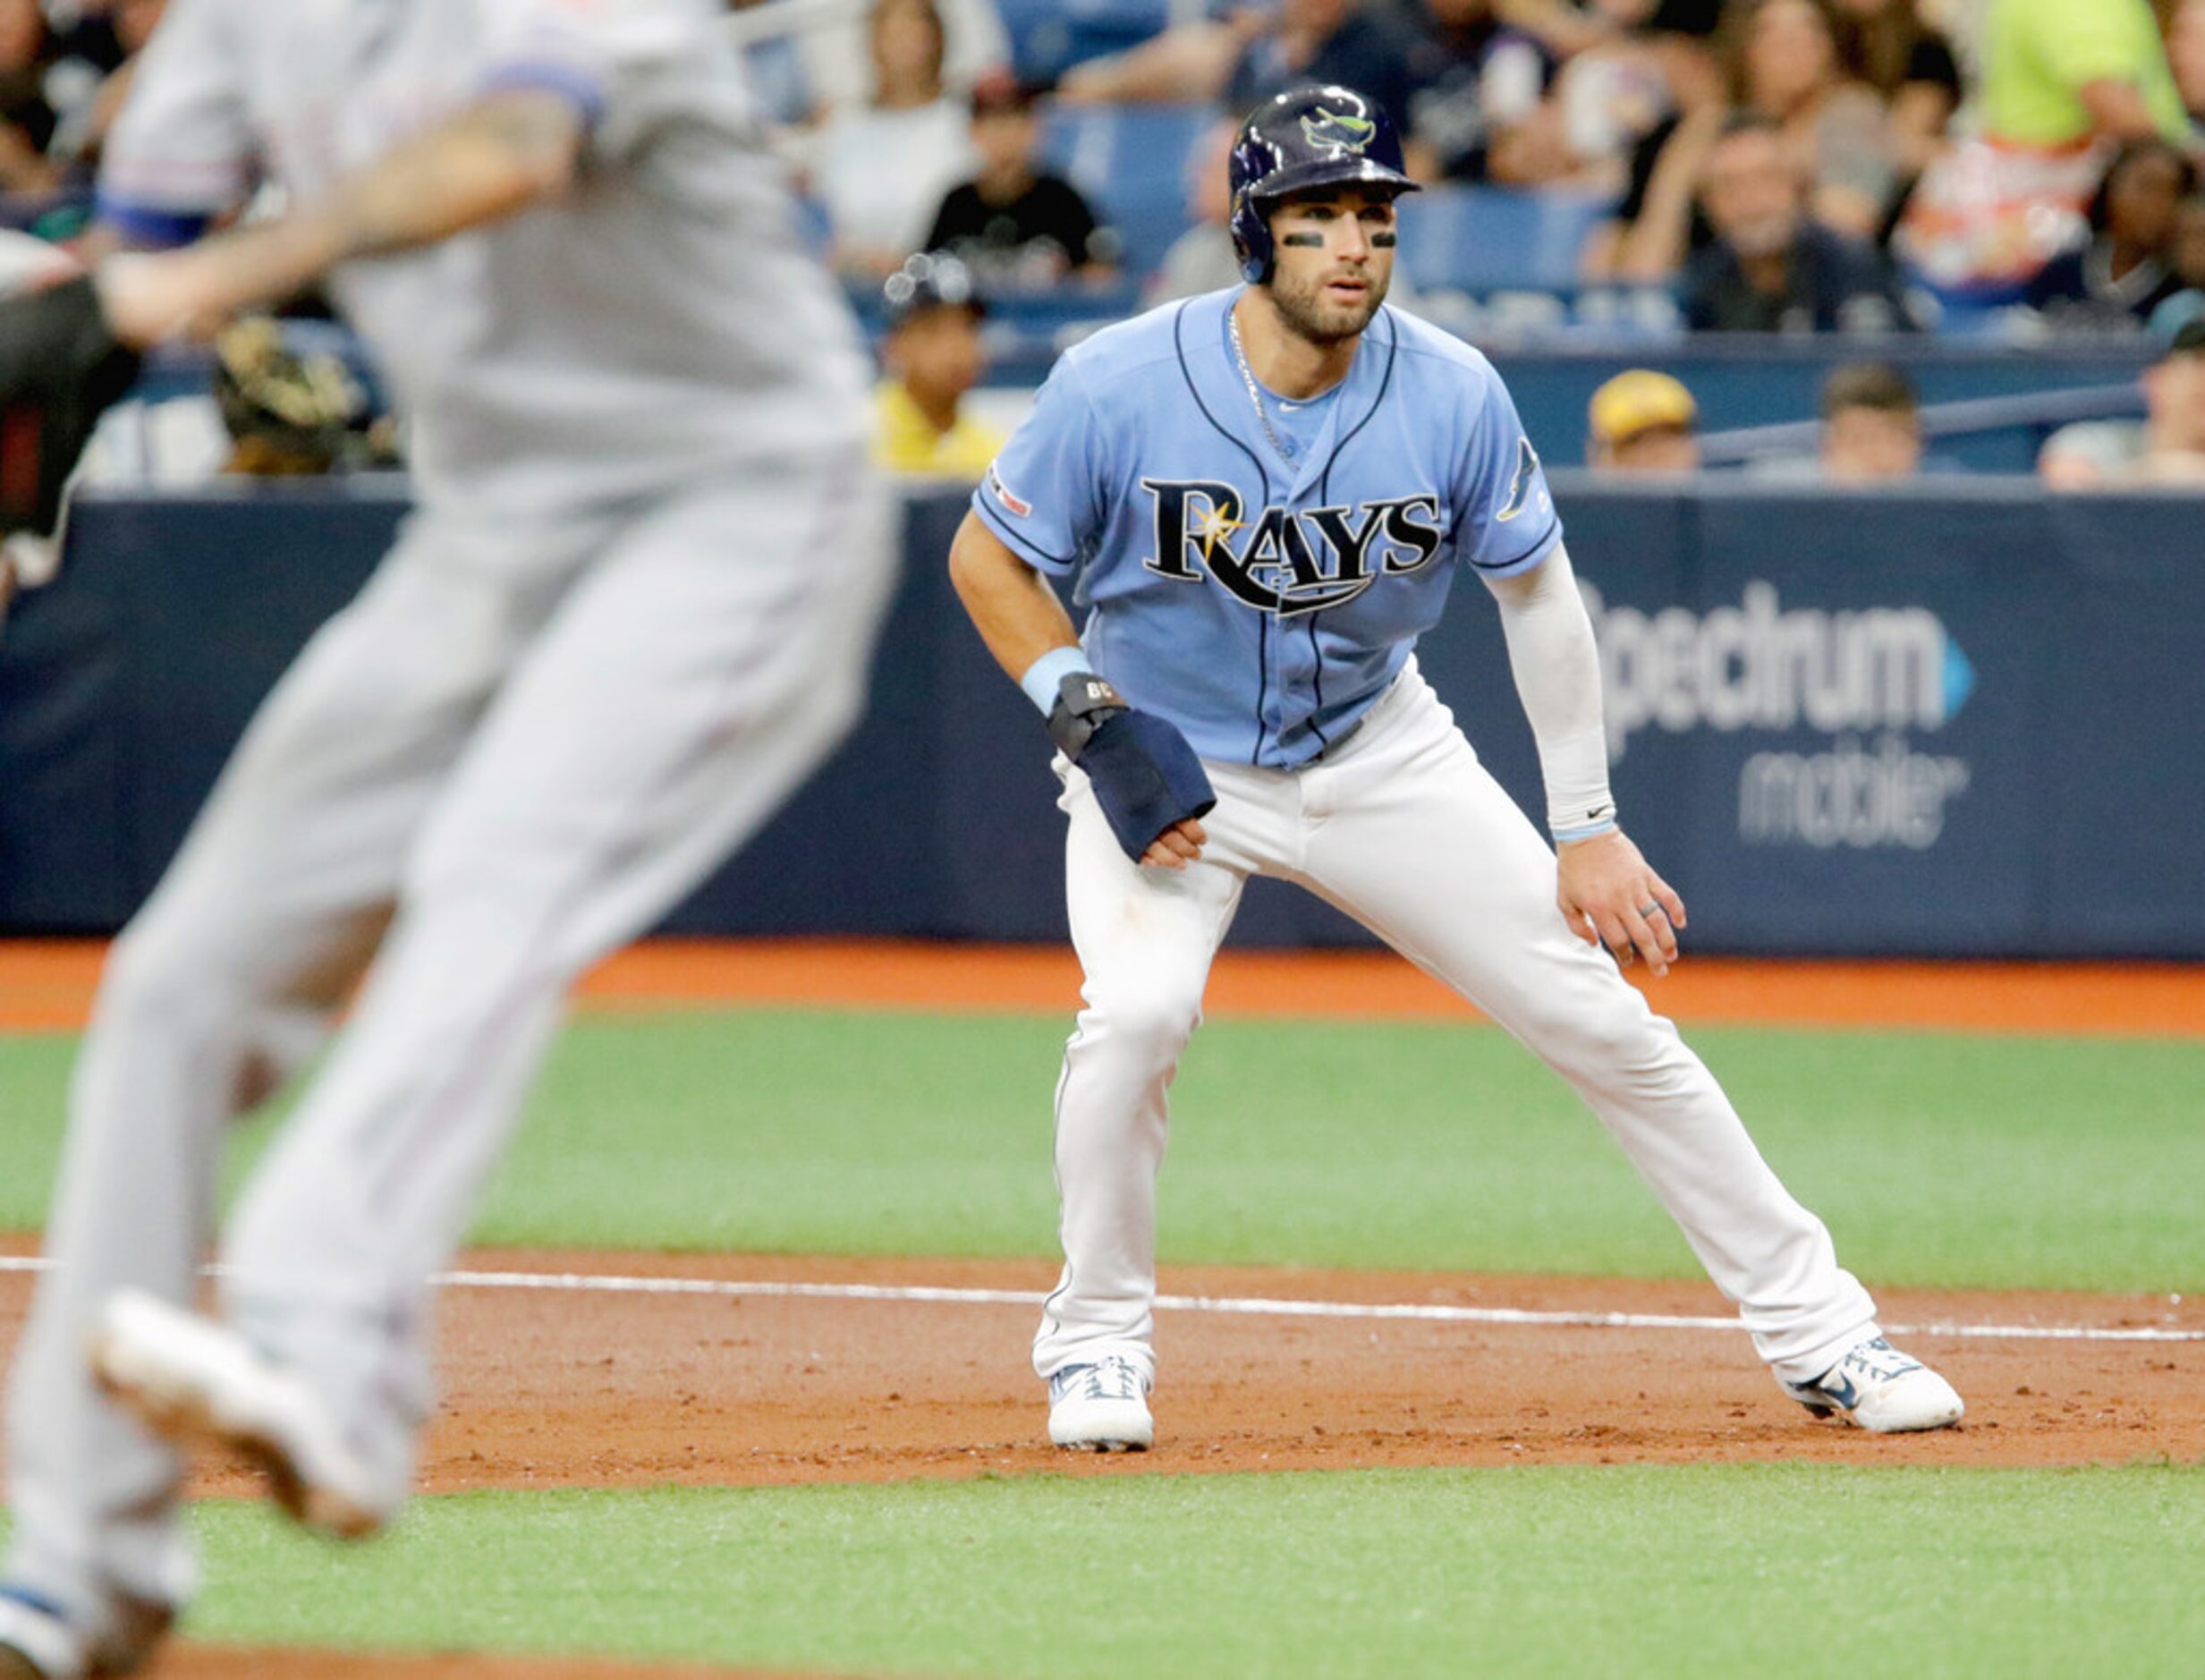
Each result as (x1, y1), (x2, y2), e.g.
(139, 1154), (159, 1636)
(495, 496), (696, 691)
(4, 1255), (2192, 1344)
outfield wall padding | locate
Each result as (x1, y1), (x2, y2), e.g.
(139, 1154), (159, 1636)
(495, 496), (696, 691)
(0, 479), (2197, 957)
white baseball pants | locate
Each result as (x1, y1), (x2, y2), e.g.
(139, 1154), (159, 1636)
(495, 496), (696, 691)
(5, 454), (893, 1633)
(1032, 662), (1879, 1394)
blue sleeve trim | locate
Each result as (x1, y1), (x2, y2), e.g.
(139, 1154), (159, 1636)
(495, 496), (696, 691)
(94, 195), (211, 250)
(971, 490), (1075, 576)
(1471, 513), (1563, 575)
(478, 60), (609, 132)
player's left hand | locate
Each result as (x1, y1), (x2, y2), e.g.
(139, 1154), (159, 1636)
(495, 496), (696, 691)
(1556, 827), (1686, 977)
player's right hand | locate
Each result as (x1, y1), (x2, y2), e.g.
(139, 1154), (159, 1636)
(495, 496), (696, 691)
(1079, 709), (1217, 864)
(1141, 817), (1209, 870)
(1044, 667), (1218, 866)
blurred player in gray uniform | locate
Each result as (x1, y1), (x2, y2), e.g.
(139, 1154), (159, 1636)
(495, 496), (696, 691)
(0, 4), (893, 1675)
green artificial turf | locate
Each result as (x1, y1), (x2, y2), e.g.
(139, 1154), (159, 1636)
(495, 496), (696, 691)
(126, 1464), (2205, 1678)
(1, 1009), (2200, 1290)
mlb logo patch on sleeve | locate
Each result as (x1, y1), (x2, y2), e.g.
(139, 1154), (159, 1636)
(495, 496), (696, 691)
(987, 464), (1031, 518)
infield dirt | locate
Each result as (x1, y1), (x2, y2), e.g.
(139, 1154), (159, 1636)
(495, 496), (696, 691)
(1, 942), (2198, 1675)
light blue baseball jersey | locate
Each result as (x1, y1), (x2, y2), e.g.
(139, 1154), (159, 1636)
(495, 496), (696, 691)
(971, 287), (1561, 768)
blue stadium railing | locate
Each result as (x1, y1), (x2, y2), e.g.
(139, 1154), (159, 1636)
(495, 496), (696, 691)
(1696, 383), (2148, 472)
(130, 321), (2158, 477)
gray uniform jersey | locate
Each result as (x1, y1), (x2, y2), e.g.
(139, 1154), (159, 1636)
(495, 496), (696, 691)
(100, 0), (871, 522)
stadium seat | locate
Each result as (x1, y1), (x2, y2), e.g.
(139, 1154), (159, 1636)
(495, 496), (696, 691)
(1001, 0), (1172, 83)
(1040, 103), (1208, 281)
(1395, 186), (1612, 295)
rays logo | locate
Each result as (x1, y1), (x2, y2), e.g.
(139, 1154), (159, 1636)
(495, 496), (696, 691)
(1140, 479), (1443, 615)
(1496, 438), (1544, 522)
(1301, 108), (1375, 155)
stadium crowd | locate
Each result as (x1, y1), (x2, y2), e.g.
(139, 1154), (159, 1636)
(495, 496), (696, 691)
(735, 0), (2203, 488)
(1, 2), (2200, 491)
(733, 1), (2204, 318)
(0, 0), (160, 231)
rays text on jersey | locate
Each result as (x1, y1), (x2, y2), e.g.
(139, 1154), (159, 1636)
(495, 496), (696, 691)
(1139, 479), (1443, 615)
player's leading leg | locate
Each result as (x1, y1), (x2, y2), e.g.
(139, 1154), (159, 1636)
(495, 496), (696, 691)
(2, 522), (581, 1654)
(1290, 668), (1888, 1386)
(171, 453), (894, 1518)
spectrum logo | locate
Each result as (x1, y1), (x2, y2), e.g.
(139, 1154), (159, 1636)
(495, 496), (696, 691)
(1582, 581), (1974, 851)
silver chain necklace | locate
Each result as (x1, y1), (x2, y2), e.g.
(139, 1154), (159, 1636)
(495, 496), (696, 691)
(1226, 307), (1294, 464)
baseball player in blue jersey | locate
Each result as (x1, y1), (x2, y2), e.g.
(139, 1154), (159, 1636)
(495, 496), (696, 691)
(947, 85), (1964, 1453)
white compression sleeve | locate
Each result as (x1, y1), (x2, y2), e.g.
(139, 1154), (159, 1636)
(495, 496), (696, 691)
(1483, 542), (1616, 841)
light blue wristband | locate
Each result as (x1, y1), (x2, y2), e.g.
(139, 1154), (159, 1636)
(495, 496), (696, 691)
(1019, 646), (1092, 714)
(1551, 817), (1619, 844)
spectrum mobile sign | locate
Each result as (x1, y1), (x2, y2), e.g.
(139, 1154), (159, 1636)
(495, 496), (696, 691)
(1582, 581), (1976, 852)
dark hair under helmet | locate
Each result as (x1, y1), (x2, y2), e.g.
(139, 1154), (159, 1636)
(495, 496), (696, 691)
(1227, 85), (1418, 285)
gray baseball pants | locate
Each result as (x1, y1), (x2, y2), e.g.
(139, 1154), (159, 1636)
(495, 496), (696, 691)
(4, 453), (892, 1636)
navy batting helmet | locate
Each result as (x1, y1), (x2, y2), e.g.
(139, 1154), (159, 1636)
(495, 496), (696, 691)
(1227, 85), (1418, 285)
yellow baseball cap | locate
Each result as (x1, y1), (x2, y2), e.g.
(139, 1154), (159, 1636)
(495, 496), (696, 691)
(1589, 369), (1698, 445)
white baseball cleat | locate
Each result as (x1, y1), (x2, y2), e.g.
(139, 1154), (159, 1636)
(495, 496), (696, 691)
(0, 1585), (170, 1680)
(0, 1591), (85, 1680)
(1782, 1335), (1964, 1433)
(1047, 1356), (1154, 1452)
(89, 1290), (395, 1540)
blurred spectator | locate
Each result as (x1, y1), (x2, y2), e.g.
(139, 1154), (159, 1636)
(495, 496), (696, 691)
(1056, 0), (1641, 119)
(1681, 115), (1915, 331)
(1477, 1), (1690, 191)
(15, 1), (135, 177)
(1151, 114), (1248, 301)
(1058, 5), (1270, 107)
(1827, 0), (1959, 208)
(1819, 359), (1922, 479)
(2147, 193), (2205, 335)
(872, 253), (1006, 479)
(1586, 98), (1717, 281)
(2039, 318), (2205, 487)
(1980, 0), (2189, 150)
(1586, 0), (1870, 281)
(1728, 0), (1895, 242)
(792, 0), (1008, 118)
(924, 72), (1116, 284)
(806, 0), (979, 279)
(0, 0), (59, 191)
(2022, 140), (2197, 328)
(1401, 0), (1556, 182)
(1897, 0), (2186, 292)
(1473, 0), (1726, 61)
(2174, 0), (2205, 140)
(1586, 368), (1701, 470)
(1225, 0), (1435, 132)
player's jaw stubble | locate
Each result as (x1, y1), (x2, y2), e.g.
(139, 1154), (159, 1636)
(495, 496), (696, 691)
(1264, 262), (1391, 347)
